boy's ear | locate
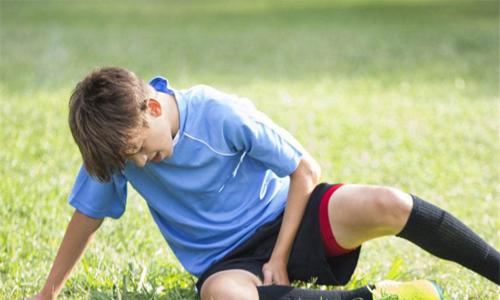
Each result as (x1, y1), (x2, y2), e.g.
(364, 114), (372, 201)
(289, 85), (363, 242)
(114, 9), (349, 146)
(147, 99), (162, 117)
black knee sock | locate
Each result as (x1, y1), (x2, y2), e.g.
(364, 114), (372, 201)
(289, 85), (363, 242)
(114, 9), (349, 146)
(397, 195), (500, 284)
(257, 285), (373, 300)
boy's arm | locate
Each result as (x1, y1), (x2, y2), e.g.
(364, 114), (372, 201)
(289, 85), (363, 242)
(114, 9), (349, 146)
(30, 210), (103, 300)
(262, 154), (321, 285)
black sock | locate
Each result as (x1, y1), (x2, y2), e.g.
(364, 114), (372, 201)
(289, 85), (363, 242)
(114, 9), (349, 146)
(397, 195), (500, 284)
(257, 284), (373, 300)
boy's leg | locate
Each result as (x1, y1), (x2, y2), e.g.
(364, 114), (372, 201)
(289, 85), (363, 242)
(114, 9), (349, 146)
(327, 184), (500, 284)
(200, 269), (261, 300)
(199, 269), (374, 300)
(327, 184), (413, 249)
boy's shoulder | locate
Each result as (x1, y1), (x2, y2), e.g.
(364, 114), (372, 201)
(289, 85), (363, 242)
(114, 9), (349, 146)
(181, 85), (257, 122)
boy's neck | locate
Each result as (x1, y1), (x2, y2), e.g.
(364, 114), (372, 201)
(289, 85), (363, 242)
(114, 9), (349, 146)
(164, 93), (180, 139)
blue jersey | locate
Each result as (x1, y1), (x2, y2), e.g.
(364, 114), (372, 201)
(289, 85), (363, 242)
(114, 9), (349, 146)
(68, 77), (305, 276)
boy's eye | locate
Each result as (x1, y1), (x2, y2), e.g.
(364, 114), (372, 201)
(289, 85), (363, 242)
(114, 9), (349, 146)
(134, 145), (144, 155)
(124, 144), (143, 158)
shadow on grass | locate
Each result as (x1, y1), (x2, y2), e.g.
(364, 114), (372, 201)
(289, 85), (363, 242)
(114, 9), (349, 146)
(87, 287), (197, 300)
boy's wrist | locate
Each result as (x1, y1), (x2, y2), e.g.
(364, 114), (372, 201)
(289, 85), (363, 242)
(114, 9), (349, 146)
(269, 251), (289, 264)
(39, 286), (56, 300)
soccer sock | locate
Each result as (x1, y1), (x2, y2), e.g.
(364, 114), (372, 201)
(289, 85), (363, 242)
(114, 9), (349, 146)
(397, 195), (500, 284)
(257, 284), (373, 300)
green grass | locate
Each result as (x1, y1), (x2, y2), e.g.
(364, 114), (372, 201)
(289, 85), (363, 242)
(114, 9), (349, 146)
(1, 0), (498, 299)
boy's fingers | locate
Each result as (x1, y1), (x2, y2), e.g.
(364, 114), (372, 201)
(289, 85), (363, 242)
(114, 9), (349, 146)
(263, 269), (273, 285)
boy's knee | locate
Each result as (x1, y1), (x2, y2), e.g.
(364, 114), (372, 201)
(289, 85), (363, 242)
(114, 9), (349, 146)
(200, 271), (259, 300)
(370, 186), (412, 229)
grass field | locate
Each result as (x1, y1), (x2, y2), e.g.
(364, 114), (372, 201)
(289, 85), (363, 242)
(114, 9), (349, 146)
(1, 0), (499, 299)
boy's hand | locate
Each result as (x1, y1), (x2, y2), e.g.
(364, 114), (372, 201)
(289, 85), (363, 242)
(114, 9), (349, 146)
(27, 210), (103, 300)
(262, 258), (290, 285)
(262, 155), (320, 287)
(23, 293), (53, 300)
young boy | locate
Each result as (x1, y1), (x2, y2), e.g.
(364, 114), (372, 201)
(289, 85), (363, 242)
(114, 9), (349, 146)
(29, 67), (498, 300)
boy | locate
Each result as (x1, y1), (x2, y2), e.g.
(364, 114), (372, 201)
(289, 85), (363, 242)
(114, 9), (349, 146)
(29, 67), (498, 300)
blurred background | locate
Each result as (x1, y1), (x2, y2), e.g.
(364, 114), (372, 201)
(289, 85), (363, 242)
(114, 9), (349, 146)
(1, 0), (498, 299)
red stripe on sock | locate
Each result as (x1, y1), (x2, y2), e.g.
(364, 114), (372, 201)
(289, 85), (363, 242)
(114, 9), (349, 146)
(319, 183), (356, 257)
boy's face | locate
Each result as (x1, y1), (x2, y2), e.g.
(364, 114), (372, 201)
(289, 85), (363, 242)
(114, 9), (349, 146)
(124, 89), (175, 168)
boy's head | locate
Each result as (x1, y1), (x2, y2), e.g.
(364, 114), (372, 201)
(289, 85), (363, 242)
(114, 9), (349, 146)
(69, 67), (171, 182)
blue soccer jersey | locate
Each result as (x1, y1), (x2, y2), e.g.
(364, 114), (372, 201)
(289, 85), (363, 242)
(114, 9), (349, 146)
(68, 76), (305, 276)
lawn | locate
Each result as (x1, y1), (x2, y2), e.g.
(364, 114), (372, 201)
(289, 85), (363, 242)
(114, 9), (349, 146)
(0, 0), (498, 299)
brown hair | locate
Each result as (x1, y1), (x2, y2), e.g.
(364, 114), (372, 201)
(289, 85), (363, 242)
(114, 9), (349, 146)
(69, 67), (148, 182)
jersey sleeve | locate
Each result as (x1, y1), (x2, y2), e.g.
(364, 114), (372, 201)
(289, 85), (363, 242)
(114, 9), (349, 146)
(220, 95), (306, 177)
(68, 165), (128, 219)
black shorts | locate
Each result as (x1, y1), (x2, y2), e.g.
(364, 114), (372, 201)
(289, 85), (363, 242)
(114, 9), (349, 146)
(195, 182), (361, 292)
